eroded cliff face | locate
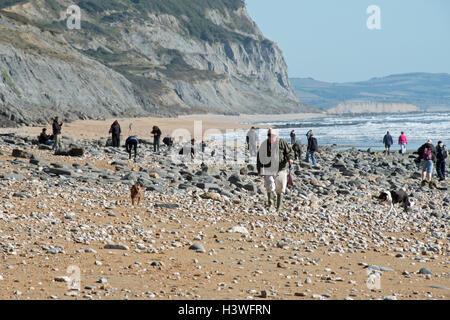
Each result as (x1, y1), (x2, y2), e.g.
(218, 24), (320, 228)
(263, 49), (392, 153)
(0, 0), (315, 126)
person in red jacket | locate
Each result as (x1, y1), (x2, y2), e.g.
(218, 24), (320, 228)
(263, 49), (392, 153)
(398, 131), (408, 155)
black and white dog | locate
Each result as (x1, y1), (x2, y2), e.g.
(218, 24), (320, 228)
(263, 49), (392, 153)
(378, 189), (414, 215)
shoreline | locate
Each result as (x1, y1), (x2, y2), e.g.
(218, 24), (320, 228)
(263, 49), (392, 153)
(0, 113), (326, 142)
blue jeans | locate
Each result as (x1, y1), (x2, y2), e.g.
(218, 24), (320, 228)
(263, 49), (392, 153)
(305, 151), (317, 165)
(437, 161), (446, 179)
(421, 160), (433, 174)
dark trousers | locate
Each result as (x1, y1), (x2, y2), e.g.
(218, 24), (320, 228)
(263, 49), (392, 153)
(154, 136), (160, 152)
(294, 150), (302, 160)
(112, 134), (120, 147)
(437, 160), (446, 179)
(126, 140), (137, 159)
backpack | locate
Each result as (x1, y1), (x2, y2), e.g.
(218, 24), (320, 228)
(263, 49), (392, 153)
(423, 146), (432, 160)
(438, 147), (447, 161)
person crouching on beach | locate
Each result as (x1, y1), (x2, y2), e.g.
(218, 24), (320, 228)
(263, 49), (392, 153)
(125, 136), (139, 161)
(39, 128), (54, 146)
(257, 128), (294, 212)
(292, 140), (302, 161)
(163, 136), (174, 151)
(398, 131), (408, 155)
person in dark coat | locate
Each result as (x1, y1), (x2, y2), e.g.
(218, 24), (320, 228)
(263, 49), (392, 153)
(125, 136), (139, 161)
(39, 128), (54, 145)
(163, 136), (174, 151)
(305, 130), (318, 166)
(109, 120), (121, 147)
(290, 130), (296, 145)
(151, 126), (162, 152)
(436, 141), (448, 181)
(383, 131), (394, 155)
(201, 141), (207, 153)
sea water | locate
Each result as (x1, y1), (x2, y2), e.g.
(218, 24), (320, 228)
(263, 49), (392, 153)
(209, 112), (450, 152)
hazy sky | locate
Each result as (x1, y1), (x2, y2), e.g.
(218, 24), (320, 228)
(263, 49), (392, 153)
(245, 0), (450, 83)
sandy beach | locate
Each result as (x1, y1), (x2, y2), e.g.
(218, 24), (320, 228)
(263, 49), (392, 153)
(0, 133), (448, 301)
(0, 113), (325, 142)
(0, 112), (447, 301)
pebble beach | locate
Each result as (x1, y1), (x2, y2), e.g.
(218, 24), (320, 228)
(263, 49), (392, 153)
(0, 115), (448, 300)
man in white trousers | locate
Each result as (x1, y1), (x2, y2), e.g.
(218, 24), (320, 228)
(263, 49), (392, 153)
(257, 128), (294, 212)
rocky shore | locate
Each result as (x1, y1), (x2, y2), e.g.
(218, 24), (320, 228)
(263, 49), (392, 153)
(0, 133), (448, 300)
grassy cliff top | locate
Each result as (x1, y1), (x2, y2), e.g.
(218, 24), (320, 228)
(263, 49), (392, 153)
(2, 0), (252, 43)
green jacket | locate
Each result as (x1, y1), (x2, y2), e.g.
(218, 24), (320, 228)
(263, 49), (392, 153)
(257, 138), (294, 174)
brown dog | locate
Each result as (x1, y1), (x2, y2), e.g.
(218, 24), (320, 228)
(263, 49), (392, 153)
(130, 183), (143, 206)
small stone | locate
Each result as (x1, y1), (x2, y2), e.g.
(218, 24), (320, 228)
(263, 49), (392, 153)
(366, 265), (394, 272)
(96, 278), (107, 284)
(189, 243), (206, 253)
(104, 244), (129, 250)
(54, 276), (70, 283)
(200, 192), (222, 201)
(154, 203), (180, 209)
(226, 226), (249, 234)
(418, 267), (432, 275)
